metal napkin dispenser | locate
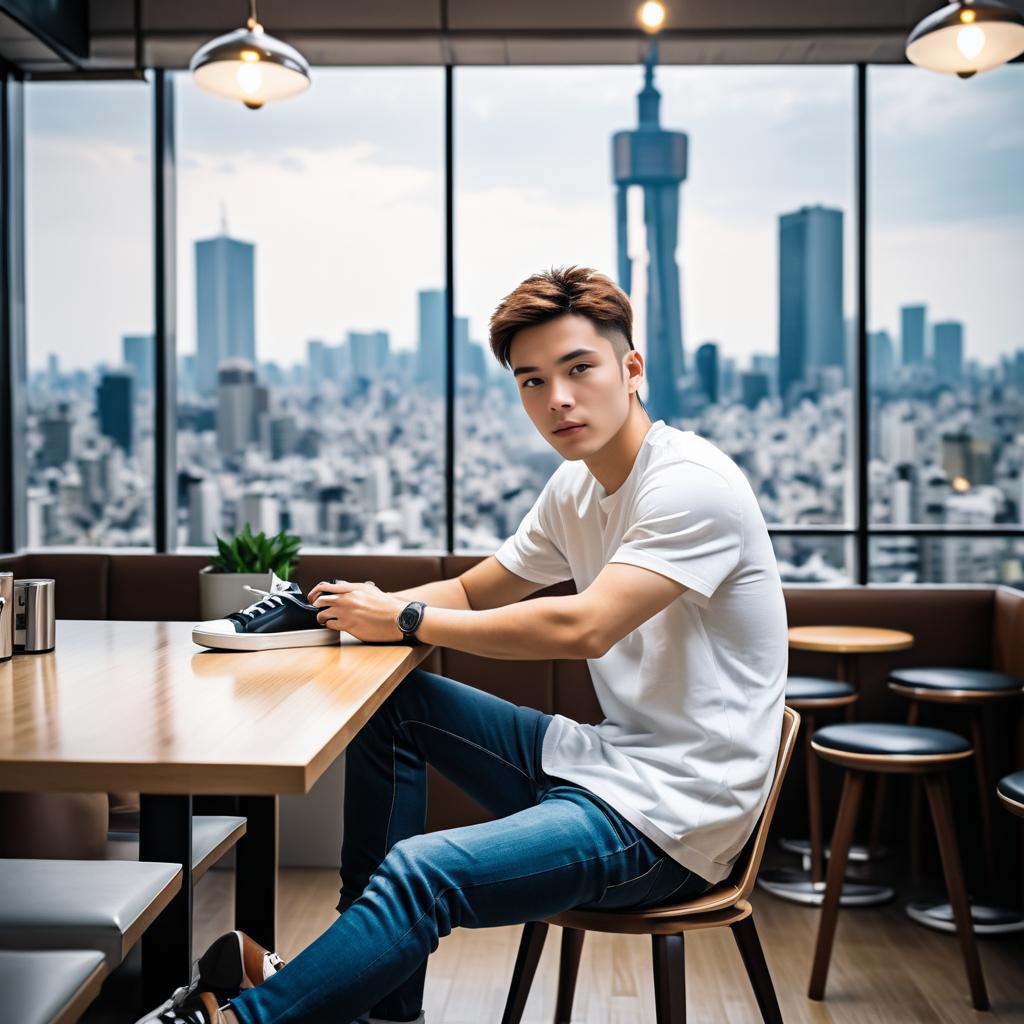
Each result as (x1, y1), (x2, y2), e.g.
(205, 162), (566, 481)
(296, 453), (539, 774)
(0, 571), (12, 661)
(13, 578), (56, 654)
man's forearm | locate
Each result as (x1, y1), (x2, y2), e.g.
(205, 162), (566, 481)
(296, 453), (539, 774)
(415, 594), (597, 661)
(390, 577), (471, 610)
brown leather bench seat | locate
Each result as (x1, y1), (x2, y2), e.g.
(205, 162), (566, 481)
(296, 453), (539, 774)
(1, 552), (1021, 878)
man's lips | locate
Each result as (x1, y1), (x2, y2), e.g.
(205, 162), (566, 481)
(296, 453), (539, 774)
(554, 424), (585, 435)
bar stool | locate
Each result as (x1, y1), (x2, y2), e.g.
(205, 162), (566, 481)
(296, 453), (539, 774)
(888, 667), (1024, 935)
(997, 770), (1024, 818)
(758, 677), (891, 905)
(807, 722), (988, 1012)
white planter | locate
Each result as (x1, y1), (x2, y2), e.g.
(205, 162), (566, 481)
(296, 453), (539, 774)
(198, 567), (274, 621)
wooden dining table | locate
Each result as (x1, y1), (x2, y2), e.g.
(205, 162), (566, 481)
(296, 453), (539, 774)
(0, 619), (433, 1004)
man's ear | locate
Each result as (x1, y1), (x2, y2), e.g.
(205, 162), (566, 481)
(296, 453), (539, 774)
(624, 349), (645, 394)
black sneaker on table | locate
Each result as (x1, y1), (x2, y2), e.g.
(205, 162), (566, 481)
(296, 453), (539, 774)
(192, 573), (341, 651)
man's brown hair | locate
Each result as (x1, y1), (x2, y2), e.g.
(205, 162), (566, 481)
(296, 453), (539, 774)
(488, 265), (634, 370)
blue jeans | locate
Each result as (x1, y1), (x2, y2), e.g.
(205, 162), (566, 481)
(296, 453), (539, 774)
(229, 668), (711, 1024)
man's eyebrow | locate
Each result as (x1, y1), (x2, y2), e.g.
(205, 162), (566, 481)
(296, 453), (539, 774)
(512, 348), (599, 377)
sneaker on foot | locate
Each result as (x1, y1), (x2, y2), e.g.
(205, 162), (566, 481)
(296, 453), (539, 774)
(134, 930), (285, 1023)
(192, 573), (340, 651)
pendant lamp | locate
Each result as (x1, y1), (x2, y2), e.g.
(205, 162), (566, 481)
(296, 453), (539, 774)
(190, 0), (310, 109)
(906, 0), (1024, 78)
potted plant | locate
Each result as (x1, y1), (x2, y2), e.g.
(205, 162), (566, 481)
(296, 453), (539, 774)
(198, 523), (302, 620)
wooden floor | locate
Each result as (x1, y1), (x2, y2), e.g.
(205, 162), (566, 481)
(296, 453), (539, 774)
(193, 866), (1024, 1024)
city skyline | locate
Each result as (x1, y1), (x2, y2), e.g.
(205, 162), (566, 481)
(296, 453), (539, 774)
(23, 65), (1024, 373)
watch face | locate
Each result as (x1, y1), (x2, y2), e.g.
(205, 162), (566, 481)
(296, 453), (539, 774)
(399, 608), (417, 631)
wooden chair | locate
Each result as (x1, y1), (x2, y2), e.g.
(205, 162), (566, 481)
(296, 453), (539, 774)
(500, 706), (799, 1024)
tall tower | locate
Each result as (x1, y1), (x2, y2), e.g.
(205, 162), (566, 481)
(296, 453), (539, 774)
(195, 221), (256, 397)
(612, 41), (687, 423)
(778, 204), (844, 407)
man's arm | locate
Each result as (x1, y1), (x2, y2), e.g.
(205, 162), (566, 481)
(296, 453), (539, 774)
(415, 561), (686, 661)
(390, 555), (547, 611)
(311, 560), (684, 659)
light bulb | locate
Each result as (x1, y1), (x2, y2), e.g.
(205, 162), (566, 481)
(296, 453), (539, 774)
(956, 23), (986, 58)
(236, 63), (264, 96)
(638, 1), (666, 32)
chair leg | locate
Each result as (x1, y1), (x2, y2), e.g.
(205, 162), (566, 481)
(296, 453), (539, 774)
(554, 927), (585, 1024)
(923, 773), (990, 1012)
(651, 933), (686, 1024)
(968, 710), (996, 887)
(804, 712), (824, 886)
(500, 921), (549, 1024)
(808, 769), (866, 1001)
(730, 915), (783, 1024)
(868, 774), (887, 857)
(907, 700), (923, 883)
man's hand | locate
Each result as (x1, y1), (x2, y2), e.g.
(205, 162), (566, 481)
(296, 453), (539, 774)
(307, 580), (408, 643)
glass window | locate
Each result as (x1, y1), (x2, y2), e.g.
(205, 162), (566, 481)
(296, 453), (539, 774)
(870, 535), (1024, 586)
(174, 69), (445, 551)
(24, 82), (154, 547)
(868, 66), (1024, 547)
(455, 65), (855, 552)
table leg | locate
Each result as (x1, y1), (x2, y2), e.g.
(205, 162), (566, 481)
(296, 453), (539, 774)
(235, 795), (279, 951)
(140, 794), (194, 1008)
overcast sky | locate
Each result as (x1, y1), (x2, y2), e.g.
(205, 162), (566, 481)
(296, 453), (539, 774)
(25, 63), (1023, 372)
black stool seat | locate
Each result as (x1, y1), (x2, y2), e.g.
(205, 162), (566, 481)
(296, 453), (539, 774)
(997, 770), (1024, 807)
(890, 667), (1023, 693)
(813, 723), (971, 758)
(786, 677), (856, 702)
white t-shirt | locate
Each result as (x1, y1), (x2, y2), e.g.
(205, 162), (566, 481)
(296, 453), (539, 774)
(494, 419), (788, 884)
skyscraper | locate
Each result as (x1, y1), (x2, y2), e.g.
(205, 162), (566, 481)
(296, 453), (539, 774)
(122, 334), (154, 391)
(900, 305), (926, 368)
(868, 330), (895, 392)
(216, 359), (257, 456)
(349, 330), (390, 382)
(96, 371), (134, 455)
(195, 227), (256, 396)
(417, 289), (446, 395)
(778, 204), (844, 407)
(933, 321), (964, 385)
(695, 342), (719, 405)
(612, 42), (687, 423)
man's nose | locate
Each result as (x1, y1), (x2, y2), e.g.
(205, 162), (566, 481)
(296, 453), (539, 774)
(549, 382), (574, 409)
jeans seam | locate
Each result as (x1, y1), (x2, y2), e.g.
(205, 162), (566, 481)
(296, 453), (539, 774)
(273, 838), (643, 1024)
(398, 717), (534, 783)
(599, 855), (665, 895)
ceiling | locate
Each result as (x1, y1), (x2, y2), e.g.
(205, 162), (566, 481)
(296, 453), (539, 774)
(1, 0), (1023, 74)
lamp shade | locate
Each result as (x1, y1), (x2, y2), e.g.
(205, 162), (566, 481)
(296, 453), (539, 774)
(190, 25), (310, 109)
(906, 0), (1024, 77)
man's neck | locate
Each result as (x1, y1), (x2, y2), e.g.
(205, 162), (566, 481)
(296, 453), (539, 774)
(584, 404), (654, 496)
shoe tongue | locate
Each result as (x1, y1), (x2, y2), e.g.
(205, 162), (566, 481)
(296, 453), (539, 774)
(269, 571), (300, 595)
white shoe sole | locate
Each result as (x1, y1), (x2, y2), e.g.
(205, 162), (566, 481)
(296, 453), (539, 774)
(192, 627), (341, 651)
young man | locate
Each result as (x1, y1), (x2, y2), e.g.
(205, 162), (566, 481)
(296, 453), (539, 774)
(142, 266), (788, 1024)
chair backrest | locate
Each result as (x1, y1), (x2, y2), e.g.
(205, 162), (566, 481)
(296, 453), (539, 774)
(731, 705), (800, 901)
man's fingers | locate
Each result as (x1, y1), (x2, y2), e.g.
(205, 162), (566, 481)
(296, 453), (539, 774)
(308, 579), (357, 602)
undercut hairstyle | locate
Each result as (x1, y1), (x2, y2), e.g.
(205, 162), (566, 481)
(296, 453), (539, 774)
(488, 265), (634, 370)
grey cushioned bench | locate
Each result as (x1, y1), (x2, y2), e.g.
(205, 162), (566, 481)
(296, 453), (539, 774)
(0, 949), (107, 1024)
(0, 859), (181, 970)
(106, 814), (247, 883)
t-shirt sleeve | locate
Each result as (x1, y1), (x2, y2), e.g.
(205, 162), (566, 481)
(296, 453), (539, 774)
(608, 461), (743, 609)
(493, 476), (573, 587)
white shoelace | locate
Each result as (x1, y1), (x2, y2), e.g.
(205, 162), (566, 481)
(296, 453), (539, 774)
(237, 576), (295, 620)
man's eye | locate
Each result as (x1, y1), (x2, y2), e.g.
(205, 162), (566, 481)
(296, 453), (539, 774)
(570, 363), (591, 374)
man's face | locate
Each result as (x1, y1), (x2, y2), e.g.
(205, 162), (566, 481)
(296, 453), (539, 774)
(508, 314), (642, 459)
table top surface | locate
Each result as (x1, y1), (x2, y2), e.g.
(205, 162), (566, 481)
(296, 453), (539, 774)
(0, 620), (432, 796)
(787, 625), (915, 654)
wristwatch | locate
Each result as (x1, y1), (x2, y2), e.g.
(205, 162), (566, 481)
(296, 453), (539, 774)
(397, 601), (426, 646)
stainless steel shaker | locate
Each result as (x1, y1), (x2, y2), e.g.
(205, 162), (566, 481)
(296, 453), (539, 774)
(13, 578), (56, 654)
(0, 571), (12, 661)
